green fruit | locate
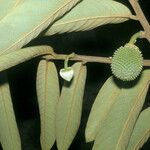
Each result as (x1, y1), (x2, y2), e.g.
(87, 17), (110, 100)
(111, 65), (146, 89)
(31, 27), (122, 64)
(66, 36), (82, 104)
(111, 44), (143, 81)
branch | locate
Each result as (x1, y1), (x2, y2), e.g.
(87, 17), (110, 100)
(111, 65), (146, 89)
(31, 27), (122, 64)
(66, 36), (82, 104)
(44, 53), (150, 67)
(129, 0), (150, 42)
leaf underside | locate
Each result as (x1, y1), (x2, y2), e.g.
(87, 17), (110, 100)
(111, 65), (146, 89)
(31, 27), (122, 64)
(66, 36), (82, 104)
(0, 46), (53, 72)
(36, 60), (60, 150)
(56, 62), (87, 150)
(0, 0), (20, 20)
(45, 0), (131, 36)
(0, 0), (81, 55)
(127, 107), (150, 150)
(92, 70), (150, 150)
(85, 76), (121, 142)
(0, 72), (21, 150)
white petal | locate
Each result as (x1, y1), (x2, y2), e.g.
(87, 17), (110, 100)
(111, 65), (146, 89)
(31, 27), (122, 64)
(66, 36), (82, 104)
(59, 68), (74, 81)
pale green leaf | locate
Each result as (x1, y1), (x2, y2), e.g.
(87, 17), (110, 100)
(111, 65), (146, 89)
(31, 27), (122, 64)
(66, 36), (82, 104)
(0, 46), (53, 72)
(127, 107), (150, 150)
(85, 76), (121, 142)
(0, 0), (20, 20)
(56, 62), (87, 150)
(93, 70), (150, 150)
(0, 0), (81, 55)
(36, 60), (60, 150)
(0, 72), (21, 150)
(45, 0), (131, 36)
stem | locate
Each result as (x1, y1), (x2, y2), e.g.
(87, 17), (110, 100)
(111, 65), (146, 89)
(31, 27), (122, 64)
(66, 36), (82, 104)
(44, 53), (150, 67)
(129, 0), (150, 42)
(64, 53), (75, 69)
(129, 31), (143, 44)
(64, 56), (69, 69)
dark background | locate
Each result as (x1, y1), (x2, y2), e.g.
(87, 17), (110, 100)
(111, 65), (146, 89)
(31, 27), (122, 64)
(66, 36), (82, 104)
(2, 0), (150, 150)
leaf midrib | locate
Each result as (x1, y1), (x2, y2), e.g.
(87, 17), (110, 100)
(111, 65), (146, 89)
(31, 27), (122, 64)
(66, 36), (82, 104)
(51, 15), (131, 27)
(0, 82), (16, 149)
(1, 0), (77, 55)
(61, 65), (83, 148)
(115, 81), (150, 150)
(42, 61), (49, 149)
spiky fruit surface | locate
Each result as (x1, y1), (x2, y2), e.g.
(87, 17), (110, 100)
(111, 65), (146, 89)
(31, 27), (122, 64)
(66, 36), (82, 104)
(111, 44), (143, 81)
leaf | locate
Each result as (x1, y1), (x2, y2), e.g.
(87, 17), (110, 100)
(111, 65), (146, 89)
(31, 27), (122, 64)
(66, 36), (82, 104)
(127, 107), (150, 150)
(0, 0), (20, 20)
(56, 62), (87, 150)
(0, 72), (21, 150)
(85, 76), (121, 142)
(93, 70), (150, 150)
(0, 0), (81, 55)
(36, 60), (60, 150)
(0, 46), (53, 72)
(45, 0), (131, 36)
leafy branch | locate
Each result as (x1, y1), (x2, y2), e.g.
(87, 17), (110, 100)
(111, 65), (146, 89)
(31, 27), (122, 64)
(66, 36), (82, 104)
(44, 0), (150, 67)
(0, 1), (149, 150)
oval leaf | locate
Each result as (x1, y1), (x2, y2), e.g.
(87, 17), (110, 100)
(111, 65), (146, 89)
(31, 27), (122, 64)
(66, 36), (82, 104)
(85, 76), (121, 142)
(0, 72), (21, 150)
(56, 62), (87, 150)
(93, 70), (150, 150)
(36, 60), (60, 150)
(0, 0), (81, 55)
(0, 46), (53, 72)
(127, 107), (150, 150)
(45, 0), (131, 36)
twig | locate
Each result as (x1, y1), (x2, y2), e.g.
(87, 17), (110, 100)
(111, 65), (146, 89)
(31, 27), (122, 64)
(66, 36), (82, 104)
(44, 53), (150, 67)
(129, 0), (150, 42)
(129, 31), (144, 44)
(44, 54), (111, 64)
